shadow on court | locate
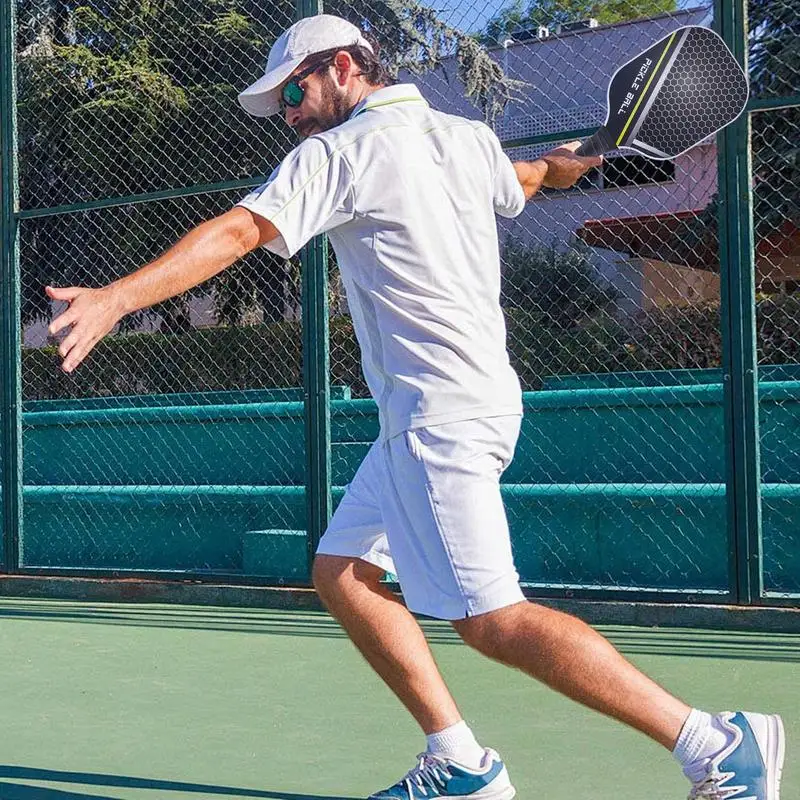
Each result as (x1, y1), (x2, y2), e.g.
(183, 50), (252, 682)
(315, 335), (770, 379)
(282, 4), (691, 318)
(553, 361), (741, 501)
(0, 602), (458, 646)
(0, 767), (359, 800)
(0, 603), (355, 640)
(0, 784), (120, 799)
(1, 601), (799, 661)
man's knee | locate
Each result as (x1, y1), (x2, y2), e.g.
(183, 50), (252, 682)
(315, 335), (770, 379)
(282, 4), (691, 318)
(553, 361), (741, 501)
(451, 602), (529, 659)
(312, 554), (385, 603)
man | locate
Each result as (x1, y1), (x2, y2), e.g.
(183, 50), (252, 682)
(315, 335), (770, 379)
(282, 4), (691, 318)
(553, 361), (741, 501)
(48, 14), (784, 800)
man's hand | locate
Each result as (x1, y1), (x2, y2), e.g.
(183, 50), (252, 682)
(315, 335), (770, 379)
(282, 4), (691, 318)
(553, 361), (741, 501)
(44, 208), (278, 374)
(541, 141), (603, 189)
(47, 284), (127, 373)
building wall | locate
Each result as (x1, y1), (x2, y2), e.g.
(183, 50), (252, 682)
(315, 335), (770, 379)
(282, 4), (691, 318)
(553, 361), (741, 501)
(499, 143), (717, 249)
(640, 258), (721, 310)
(408, 8), (710, 129)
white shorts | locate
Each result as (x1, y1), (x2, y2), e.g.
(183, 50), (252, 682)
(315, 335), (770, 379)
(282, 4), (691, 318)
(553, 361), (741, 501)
(316, 415), (525, 620)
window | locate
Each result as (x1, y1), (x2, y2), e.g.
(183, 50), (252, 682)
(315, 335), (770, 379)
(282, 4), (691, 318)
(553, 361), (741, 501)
(532, 154), (674, 198)
(601, 155), (675, 189)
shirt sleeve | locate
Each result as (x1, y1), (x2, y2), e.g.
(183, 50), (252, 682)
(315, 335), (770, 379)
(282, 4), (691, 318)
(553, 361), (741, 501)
(481, 126), (526, 219)
(236, 137), (356, 259)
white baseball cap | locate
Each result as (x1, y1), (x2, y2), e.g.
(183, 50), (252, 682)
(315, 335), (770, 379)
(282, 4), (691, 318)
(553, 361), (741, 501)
(238, 14), (374, 118)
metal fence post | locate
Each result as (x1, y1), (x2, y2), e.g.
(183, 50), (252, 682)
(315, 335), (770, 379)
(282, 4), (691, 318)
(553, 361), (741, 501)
(0, 0), (22, 571)
(296, 0), (331, 575)
(300, 237), (332, 574)
(714, 0), (762, 604)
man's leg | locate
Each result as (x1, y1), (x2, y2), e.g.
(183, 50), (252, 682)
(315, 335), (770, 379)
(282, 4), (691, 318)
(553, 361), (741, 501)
(452, 600), (689, 749)
(313, 552), (688, 748)
(312, 553), (462, 735)
(452, 602), (785, 800)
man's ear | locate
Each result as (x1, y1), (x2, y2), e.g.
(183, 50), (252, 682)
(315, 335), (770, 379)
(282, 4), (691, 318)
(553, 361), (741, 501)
(333, 50), (355, 86)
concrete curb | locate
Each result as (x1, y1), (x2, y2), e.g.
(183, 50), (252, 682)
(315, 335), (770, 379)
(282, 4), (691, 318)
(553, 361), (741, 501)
(1, 575), (798, 632)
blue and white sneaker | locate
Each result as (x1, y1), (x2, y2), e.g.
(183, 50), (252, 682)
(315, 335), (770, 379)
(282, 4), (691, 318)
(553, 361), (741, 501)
(689, 712), (785, 799)
(368, 748), (515, 800)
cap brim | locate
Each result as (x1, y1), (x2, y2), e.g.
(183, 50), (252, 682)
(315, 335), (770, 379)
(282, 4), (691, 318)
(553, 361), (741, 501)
(238, 56), (305, 117)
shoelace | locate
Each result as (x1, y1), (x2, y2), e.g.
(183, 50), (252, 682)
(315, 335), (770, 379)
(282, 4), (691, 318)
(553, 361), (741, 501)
(400, 753), (455, 797)
(688, 772), (749, 800)
(689, 775), (724, 800)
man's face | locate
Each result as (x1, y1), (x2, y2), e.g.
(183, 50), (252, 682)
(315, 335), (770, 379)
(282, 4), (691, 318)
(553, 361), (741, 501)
(282, 59), (350, 139)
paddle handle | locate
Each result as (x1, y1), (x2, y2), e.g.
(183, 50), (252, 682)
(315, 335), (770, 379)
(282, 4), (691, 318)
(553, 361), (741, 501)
(575, 127), (615, 157)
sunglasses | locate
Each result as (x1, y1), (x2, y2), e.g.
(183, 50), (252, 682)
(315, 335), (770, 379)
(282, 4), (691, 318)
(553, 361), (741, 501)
(281, 57), (335, 110)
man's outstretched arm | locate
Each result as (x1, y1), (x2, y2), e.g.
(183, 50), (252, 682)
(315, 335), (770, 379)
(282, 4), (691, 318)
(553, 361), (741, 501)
(47, 207), (278, 373)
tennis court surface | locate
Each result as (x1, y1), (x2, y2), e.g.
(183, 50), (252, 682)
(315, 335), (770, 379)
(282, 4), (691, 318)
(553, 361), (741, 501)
(0, 599), (797, 800)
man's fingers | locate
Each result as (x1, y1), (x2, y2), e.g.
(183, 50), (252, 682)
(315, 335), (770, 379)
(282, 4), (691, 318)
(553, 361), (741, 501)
(59, 329), (96, 373)
(57, 328), (80, 360)
(580, 151), (604, 168)
(49, 308), (78, 336)
(46, 286), (88, 335)
(548, 141), (603, 167)
(62, 344), (88, 374)
(46, 285), (82, 302)
(43, 284), (111, 372)
(65, 331), (104, 373)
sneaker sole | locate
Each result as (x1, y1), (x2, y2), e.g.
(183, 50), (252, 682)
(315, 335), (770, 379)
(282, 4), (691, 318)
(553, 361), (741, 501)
(466, 764), (516, 800)
(768, 714), (785, 800)
(469, 784), (516, 800)
(432, 786), (516, 800)
(368, 784), (516, 800)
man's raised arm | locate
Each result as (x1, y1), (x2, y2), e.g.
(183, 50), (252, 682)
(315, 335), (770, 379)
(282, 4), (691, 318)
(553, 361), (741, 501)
(47, 207), (278, 373)
(513, 141), (603, 200)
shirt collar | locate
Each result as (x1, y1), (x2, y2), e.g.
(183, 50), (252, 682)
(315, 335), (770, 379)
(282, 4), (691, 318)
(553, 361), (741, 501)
(349, 84), (428, 119)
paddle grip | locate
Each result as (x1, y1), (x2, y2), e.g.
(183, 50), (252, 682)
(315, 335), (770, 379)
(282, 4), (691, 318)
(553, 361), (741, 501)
(575, 127), (615, 157)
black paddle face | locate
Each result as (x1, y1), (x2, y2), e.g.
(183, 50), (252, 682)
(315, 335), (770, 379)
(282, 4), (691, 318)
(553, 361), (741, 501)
(578, 26), (749, 159)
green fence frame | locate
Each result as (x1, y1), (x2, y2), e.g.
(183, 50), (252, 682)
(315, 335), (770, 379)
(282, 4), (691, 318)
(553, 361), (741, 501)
(0, 0), (21, 572)
(0, 0), (797, 605)
(714, 0), (762, 605)
(296, 0), (333, 574)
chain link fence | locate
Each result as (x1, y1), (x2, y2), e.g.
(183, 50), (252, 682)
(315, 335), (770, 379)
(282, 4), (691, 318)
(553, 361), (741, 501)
(14, 0), (310, 579)
(2, 0), (798, 600)
(749, 0), (800, 599)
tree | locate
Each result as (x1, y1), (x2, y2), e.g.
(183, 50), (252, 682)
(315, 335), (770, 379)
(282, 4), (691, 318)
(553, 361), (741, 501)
(16, 0), (524, 333)
(481, 0), (676, 45)
(500, 237), (618, 328)
(17, 0), (295, 329)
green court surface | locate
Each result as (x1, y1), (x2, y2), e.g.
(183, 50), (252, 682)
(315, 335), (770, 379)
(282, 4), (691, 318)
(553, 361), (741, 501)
(0, 599), (797, 800)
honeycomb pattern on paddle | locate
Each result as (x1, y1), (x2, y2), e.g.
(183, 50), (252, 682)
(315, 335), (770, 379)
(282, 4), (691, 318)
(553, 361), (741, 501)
(635, 27), (749, 157)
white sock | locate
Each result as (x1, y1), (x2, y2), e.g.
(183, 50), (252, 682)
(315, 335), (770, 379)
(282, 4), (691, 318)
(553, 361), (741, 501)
(426, 720), (486, 769)
(673, 709), (733, 782)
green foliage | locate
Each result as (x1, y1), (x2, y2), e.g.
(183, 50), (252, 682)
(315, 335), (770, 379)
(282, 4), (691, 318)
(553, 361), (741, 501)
(318, 0), (525, 118)
(500, 237), (619, 328)
(481, 0), (676, 45)
(16, 0), (523, 332)
(24, 295), (800, 400)
(749, 0), (799, 100)
(24, 321), (304, 401)
(17, 0), (296, 328)
(747, 0), (799, 233)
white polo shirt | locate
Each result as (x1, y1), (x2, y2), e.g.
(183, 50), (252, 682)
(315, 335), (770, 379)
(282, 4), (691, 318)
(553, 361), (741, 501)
(237, 83), (526, 440)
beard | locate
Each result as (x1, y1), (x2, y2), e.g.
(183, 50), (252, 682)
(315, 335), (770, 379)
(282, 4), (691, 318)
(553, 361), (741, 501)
(296, 74), (351, 139)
